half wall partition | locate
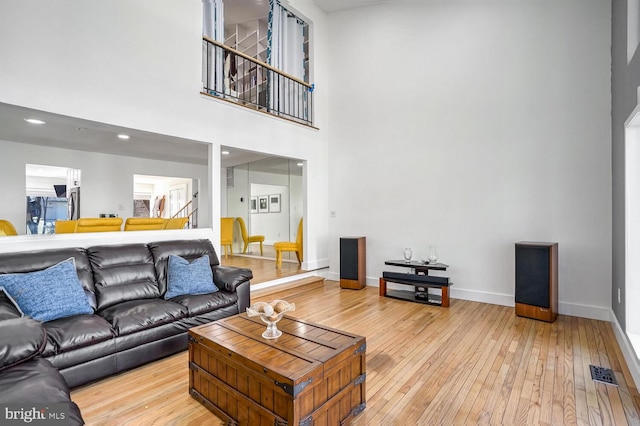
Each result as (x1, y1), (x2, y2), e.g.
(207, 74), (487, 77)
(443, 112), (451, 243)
(225, 156), (303, 258)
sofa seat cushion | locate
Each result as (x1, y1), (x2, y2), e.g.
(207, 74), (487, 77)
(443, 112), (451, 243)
(169, 290), (237, 317)
(44, 314), (116, 355)
(42, 337), (58, 358)
(0, 317), (46, 371)
(99, 299), (187, 336)
(179, 304), (240, 328)
(0, 357), (84, 425)
(46, 339), (117, 373)
(111, 322), (186, 354)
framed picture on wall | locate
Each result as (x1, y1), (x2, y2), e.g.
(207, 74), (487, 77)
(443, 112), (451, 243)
(258, 196), (269, 213)
(250, 196), (258, 214)
(269, 194), (281, 213)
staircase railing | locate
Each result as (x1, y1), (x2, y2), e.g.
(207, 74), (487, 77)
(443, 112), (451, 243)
(202, 36), (314, 126)
(172, 200), (198, 229)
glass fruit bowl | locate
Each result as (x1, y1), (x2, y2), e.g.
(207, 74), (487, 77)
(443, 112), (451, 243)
(246, 299), (295, 339)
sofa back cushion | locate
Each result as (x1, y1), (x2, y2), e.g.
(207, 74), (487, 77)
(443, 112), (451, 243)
(0, 248), (97, 310)
(147, 239), (220, 296)
(88, 243), (160, 311)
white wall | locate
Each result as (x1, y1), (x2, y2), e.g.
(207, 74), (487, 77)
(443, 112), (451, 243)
(0, 0), (331, 269)
(290, 171), (304, 241)
(626, 118), (640, 346)
(251, 183), (290, 244)
(225, 164), (304, 251)
(326, 1), (612, 319)
(1, 140), (209, 234)
(225, 166), (249, 253)
(0, 0), (611, 319)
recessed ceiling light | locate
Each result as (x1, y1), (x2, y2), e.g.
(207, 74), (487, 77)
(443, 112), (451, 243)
(221, 150), (230, 155)
(117, 134), (130, 140)
(24, 118), (46, 125)
(297, 162), (304, 167)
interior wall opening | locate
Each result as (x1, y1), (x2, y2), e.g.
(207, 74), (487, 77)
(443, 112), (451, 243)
(626, 110), (640, 358)
(221, 149), (304, 263)
(133, 174), (198, 228)
(25, 164), (81, 234)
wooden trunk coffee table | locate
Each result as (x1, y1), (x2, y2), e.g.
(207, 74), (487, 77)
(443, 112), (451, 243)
(189, 314), (366, 425)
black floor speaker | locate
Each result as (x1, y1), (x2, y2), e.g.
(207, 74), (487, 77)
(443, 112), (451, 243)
(515, 242), (558, 322)
(340, 237), (366, 290)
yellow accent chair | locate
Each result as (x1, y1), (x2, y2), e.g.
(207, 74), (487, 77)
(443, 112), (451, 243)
(0, 220), (18, 236)
(54, 220), (77, 234)
(220, 217), (234, 257)
(274, 218), (303, 269)
(124, 218), (166, 231)
(236, 217), (265, 255)
(164, 217), (189, 229)
(74, 218), (123, 233)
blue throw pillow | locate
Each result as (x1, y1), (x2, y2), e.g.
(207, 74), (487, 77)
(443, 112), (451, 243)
(0, 258), (93, 322)
(165, 254), (218, 299)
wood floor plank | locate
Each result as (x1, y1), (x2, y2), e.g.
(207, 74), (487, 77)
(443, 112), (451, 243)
(452, 307), (513, 424)
(464, 308), (519, 424)
(480, 314), (532, 422)
(70, 264), (640, 426)
(500, 316), (536, 423)
(563, 315), (579, 425)
(552, 313), (566, 425)
(220, 253), (305, 285)
(539, 319), (556, 425)
(420, 304), (510, 425)
(576, 317), (593, 425)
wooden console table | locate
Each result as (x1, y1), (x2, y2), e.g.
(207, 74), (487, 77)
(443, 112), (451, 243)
(380, 260), (451, 307)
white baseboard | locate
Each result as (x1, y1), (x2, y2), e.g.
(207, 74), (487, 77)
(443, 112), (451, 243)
(557, 301), (609, 321)
(450, 287), (514, 307)
(351, 275), (611, 321)
(609, 311), (640, 388)
(302, 257), (330, 271)
(250, 269), (328, 292)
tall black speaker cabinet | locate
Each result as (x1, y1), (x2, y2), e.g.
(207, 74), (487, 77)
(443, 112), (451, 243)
(515, 242), (558, 322)
(340, 237), (366, 290)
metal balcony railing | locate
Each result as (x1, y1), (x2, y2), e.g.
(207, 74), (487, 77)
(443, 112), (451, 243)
(202, 36), (313, 126)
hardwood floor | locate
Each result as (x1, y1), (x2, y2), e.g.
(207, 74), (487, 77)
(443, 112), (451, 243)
(71, 277), (640, 425)
(220, 251), (306, 285)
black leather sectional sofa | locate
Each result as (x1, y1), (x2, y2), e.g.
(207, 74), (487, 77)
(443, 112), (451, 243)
(0, 239), (252, 425)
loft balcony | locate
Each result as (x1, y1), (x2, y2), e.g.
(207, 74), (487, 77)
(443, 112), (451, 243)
(202, 37), (314, 127)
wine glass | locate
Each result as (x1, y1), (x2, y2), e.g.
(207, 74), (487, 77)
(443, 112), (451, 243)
(403, 248), (413, 263)
(428, 245), (438, 264)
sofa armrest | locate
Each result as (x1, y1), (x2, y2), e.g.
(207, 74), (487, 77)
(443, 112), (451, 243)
(212, 265), (253, 293)
(235, 281), (251, 314)
(0, 317), (47, 372)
